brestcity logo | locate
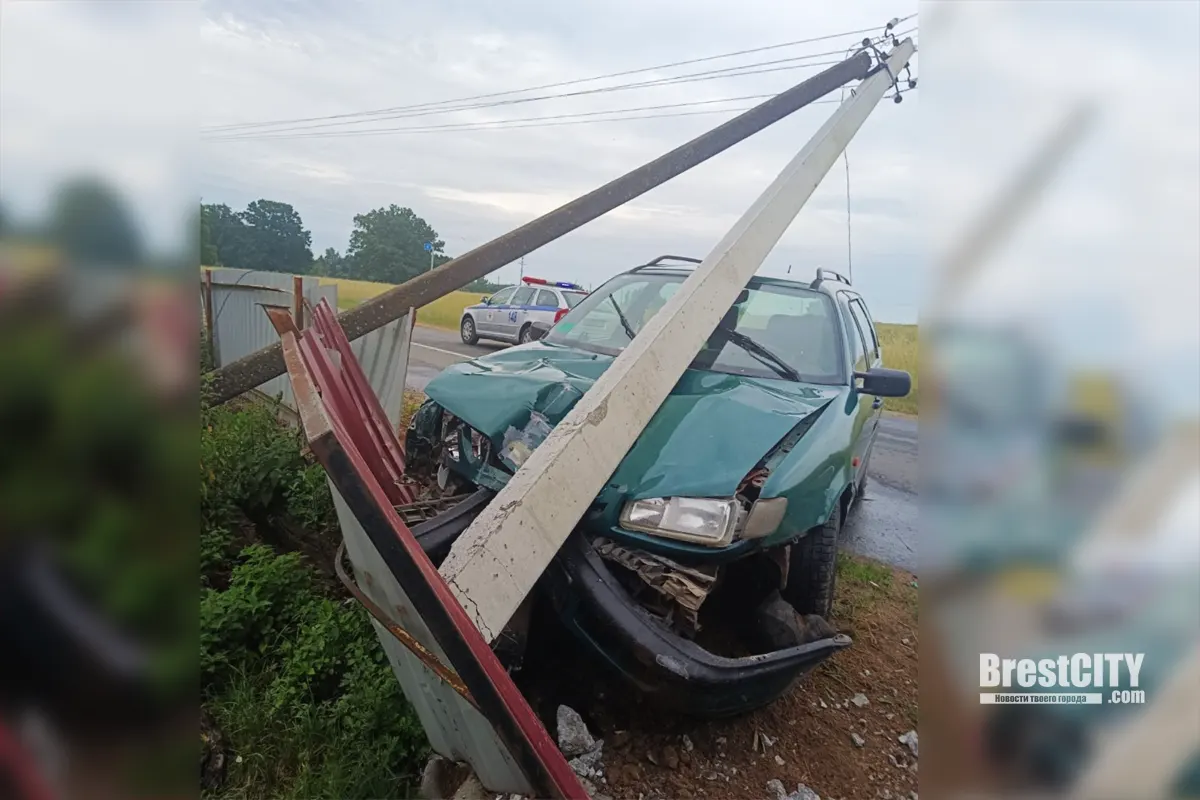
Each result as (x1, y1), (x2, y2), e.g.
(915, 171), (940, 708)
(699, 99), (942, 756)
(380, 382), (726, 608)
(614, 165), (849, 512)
(979, 653), (1148, 705)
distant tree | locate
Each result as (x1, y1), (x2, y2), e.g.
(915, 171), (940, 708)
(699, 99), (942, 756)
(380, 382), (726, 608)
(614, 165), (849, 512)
(345, 205), (444, 284)
(462, 277), (509, 293)
(199, 205), (218, 265)
(313, 247), (344, 277)
(49, 177), (143, 267)
(202, 203), (246, 267)
(237, 199), (313, 274)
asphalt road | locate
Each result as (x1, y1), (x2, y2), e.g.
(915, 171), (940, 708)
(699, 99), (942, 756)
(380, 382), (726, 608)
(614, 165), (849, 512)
(407, 325), (918, 572)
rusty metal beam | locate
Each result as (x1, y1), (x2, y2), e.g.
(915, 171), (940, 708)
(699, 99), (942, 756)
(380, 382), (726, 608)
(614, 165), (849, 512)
(205, 50), (873, 405)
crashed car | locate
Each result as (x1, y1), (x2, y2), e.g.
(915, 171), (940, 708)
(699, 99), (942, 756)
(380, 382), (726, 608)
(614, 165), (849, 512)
(406, 256), (912, 716)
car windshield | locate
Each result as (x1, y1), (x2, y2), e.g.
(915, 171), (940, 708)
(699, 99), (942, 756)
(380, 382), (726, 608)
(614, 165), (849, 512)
(544, 272), (843, 384)
(563, 291), (587, 308)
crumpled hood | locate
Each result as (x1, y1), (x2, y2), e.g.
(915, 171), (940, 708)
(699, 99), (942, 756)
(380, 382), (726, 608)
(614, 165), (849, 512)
(425, 341), (839, 498)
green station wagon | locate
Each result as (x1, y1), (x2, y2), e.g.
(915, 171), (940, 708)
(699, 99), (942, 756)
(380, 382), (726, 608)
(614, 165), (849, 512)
(407, 256), (911, 716)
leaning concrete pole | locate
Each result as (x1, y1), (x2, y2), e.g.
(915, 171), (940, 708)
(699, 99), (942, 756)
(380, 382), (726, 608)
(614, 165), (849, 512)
(205, 51), (874, 406)
(439, 40), (917, 642)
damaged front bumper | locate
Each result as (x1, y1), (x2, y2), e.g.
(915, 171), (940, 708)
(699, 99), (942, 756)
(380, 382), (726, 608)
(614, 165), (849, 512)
(544, 532), (852, 718)
(408, 490), (850, 718)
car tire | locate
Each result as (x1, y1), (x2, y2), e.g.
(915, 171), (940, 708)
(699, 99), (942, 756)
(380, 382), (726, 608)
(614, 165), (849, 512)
(517, 323), (533, 345)
(460, 316), (479, 345)
(784, 503), (840, 619)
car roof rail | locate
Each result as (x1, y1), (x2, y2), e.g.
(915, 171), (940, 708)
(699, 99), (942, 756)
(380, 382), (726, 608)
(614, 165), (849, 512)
(630, 254), (703, 272)
(810, 267), (851, 289)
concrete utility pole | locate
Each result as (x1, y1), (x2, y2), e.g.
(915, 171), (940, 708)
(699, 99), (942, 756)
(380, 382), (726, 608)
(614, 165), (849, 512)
(204, 51), (873, 405)
(439, 39), (916, 643)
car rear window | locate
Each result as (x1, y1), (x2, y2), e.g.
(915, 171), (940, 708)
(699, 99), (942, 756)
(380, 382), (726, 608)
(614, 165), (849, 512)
(563, 291), (586, 308)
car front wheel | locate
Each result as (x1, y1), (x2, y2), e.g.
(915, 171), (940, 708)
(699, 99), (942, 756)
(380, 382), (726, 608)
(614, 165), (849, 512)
(460, 316), (479, 345)
(783, 503), (840, 619)
(517, 323), (533, 344)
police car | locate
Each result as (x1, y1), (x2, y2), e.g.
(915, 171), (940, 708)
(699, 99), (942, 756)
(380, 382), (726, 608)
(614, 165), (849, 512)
(460, 276), (587, 345)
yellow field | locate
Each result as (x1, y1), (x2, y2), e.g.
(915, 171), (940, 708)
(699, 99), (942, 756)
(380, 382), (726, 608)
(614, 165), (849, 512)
(317, 275), (481, 327)
(877, 322), (918, 416)
(206, 268), (921, 414)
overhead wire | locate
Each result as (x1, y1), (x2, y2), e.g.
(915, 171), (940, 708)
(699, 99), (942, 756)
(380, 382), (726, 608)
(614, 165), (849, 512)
(205, 27), (916, 143)
(202, 22), (896, 134)
(205, 49), (857, 138)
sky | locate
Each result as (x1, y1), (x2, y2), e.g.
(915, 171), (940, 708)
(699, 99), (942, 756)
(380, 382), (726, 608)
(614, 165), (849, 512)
(192, 0), (923, 321)
(0, 1), (1195, 402)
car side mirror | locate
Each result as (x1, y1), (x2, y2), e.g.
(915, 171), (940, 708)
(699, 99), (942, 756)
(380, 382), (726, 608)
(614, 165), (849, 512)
(855, 367), (911, 398)
(527, 321), (553, 341)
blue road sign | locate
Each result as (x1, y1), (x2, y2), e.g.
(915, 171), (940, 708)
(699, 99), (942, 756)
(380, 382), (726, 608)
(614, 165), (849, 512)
(423, 242), (433, 252)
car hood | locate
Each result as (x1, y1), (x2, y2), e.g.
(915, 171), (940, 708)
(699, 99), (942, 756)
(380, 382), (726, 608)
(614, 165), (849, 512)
(424, 341), (839, 499)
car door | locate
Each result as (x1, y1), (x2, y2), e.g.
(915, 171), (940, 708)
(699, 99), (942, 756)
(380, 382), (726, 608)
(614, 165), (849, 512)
(838, 291), (877, 484)
(847, 295), (883, 450)
(478, 286), (515, 335)
(501, 286), (535, 340)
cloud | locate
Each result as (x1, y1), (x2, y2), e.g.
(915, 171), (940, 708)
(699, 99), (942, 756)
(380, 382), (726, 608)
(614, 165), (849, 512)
(195, 0), (921, 318)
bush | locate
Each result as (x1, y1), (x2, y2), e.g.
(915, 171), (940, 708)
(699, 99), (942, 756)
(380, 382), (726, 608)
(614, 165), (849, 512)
(200, 398), (429, 798)
(201, 543), (429, 798)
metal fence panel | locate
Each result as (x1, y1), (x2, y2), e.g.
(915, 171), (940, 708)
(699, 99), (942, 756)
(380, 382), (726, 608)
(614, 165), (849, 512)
(202, 268), (410, 428)
(327, 486), (532, 794)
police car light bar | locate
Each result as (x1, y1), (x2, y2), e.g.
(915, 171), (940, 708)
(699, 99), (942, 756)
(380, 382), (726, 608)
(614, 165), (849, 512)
(522, 276), (585, 291)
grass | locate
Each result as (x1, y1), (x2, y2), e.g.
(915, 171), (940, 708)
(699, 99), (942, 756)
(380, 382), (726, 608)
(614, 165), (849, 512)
(317, 275), (482, 326)
(877, 322), (918, 416)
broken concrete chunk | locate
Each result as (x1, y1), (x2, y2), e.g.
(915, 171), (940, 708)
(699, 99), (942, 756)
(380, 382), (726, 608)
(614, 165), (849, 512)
(557, 705), (596, 757)
(850, 732), (866, 748)
(568, 740), (604, 778)
(774, 754), (785, 767)
(766, 778), (788, 800)
(682, 734), (695, 752)
(851, 693), (869, 708)
(791, 786), (821, 800)
(898, 730), (918, 758)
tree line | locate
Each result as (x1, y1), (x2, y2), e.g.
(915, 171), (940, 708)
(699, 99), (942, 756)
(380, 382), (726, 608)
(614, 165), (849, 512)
(200, 199), (507, 292)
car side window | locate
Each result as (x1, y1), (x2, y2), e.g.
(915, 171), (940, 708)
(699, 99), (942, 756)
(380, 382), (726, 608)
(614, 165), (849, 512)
(489, 287), (515, 305)
(849, 299), (879, 361)
(536, 289), (558, 307)
(840, 294), (870, 372)
(510, 287), (535, 306)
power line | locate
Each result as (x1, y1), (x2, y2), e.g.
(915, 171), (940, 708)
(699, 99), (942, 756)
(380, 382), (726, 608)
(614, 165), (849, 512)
(202, 21), (903, 134)
(208, 94), (778, 142)
(204, 102), (842, 143)
(205, 27), (915, 143)
(205, 49), (857, 138)
(207, 25), (916, 142)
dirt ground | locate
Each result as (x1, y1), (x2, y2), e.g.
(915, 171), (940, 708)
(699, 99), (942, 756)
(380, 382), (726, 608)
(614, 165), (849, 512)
(515, 555), (919, 800)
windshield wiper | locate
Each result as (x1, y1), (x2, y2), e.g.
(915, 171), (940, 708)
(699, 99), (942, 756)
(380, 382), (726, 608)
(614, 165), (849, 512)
(716, 326), (804, 383)
(608, 295), (638, 341)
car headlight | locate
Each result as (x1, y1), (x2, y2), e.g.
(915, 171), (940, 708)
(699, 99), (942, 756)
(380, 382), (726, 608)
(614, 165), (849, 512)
(619, 497), (738, 547)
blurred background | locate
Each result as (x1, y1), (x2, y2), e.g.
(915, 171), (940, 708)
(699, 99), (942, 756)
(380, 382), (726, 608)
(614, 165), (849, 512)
(1, 0), (1196, 798)
(0, 2), (195, 798)
(919, 1), (1200, 797)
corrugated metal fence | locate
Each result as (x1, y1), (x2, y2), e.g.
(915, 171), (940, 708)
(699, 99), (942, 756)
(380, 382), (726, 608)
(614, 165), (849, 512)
(201, 268), (414, 429)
